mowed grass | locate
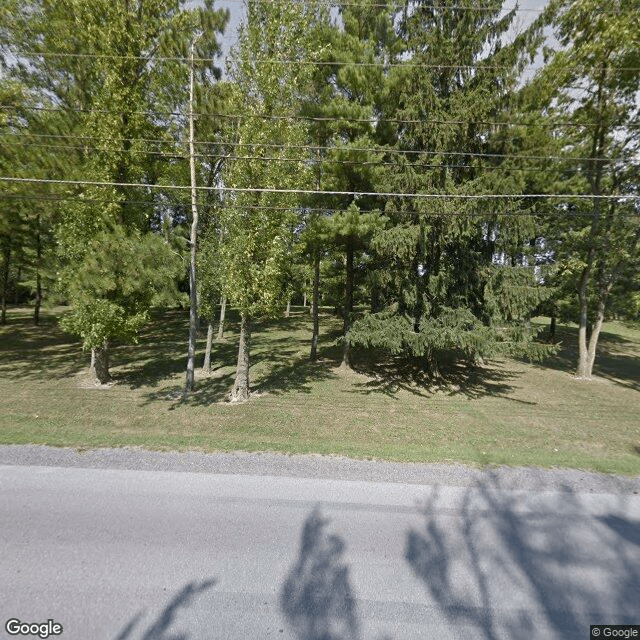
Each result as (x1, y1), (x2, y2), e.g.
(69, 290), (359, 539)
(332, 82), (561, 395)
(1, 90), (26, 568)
(1, 305), (639, 474)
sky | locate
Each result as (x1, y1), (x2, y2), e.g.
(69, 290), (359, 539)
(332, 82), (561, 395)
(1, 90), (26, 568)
(208, 0), (553, 74)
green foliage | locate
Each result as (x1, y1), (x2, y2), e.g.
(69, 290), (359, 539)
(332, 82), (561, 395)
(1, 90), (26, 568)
(216, 0), (327, 319)
(483, 265), (554, 324)
(333, 0), (555, 367)
(349, 303), (553, 364)
(530, 0), (640, 345)
(59, 227), (182, 349)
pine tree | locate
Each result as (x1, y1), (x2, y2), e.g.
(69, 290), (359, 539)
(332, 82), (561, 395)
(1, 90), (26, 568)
(347, 0), (553, 374)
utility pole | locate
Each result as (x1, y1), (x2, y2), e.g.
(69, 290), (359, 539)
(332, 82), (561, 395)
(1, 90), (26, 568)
(184, 36), (200, 399)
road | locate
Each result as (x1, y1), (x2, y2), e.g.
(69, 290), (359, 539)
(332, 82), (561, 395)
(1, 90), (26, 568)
(1, 451), (639, 640)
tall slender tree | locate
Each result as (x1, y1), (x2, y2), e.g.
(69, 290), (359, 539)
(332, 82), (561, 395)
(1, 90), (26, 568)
(533, 0), (640, 379)
(219, 0), (327, 401)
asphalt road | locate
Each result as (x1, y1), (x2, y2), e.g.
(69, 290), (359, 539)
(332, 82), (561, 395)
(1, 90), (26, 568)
(1, 446), (639, 640)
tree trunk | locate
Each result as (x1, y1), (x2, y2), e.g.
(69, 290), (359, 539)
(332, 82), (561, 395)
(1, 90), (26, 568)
(202, 321), (214, 372)
(302, 292), (307, 308)
(1, 242), (10, 325)
(34, 271), (42, 325)
(216, 296), (226, 340)
(90, 339), (110, 383)
(184, 40), (200, 399)
(231, 314), (251, 402)
(584, 301), (606, 379)
(414, 218), (427, 332)
(548, 314), (556, 344)
(578, 277), (614, 379)
(34, 217), (42, 325)
(370, 280), (380, 313)
(576, 266), (592, 378)
(285, 299), (291, 318)
(576, 65), (608, 379)
(341, 242), (354, 367)
(310, 251), (320, 362)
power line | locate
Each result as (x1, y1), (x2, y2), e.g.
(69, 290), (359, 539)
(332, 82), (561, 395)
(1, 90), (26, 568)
(192, 0), (544, 13)
(220, 0), (637, 18)
(0, 192), (616, 218)
(9, 49), (640, 73)
(4, 103), (636, 129)
(0, 131), (624, 164)
(3, 139), (594, 173)
(1, 176), (636, 200)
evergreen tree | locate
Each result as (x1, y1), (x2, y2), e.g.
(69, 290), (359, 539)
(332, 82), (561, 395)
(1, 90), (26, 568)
(347, 0), (552, 374)
(300, 0), (393, 366)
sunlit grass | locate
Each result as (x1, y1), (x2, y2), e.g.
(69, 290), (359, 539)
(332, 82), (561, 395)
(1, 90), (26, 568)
(1, 305), (639, 474)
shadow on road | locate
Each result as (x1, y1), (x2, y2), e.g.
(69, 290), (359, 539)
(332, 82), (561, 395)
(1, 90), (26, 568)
(114, 579), (216, 640)
(110, 489), (640, 640)
(405, 477), (640, 640)
(280, 509), (361, 640)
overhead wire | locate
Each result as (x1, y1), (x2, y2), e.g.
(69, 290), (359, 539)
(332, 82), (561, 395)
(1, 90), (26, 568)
(1, 176), (636, 200)
(0, 140), (605, 173)
(4, 104), (638, 129)
(7, 49), (640, 73)
(0, 192), (624, 219)
(0, 131), (620, 164)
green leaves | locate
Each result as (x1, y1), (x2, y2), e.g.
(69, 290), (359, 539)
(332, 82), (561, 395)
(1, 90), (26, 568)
(59, 227), (182, 348)
(215, 0), (327, 319)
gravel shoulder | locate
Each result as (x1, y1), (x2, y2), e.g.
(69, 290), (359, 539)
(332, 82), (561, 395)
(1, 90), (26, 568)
(1, 444), (639, 494)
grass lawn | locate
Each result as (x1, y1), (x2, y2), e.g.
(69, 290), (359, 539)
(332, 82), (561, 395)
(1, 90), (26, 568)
(1, 305), (639, 474)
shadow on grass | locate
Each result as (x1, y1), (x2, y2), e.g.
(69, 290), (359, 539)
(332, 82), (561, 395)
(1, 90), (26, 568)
(406, 476), (640, 640)
(117, 309), (240, 391)
(0, 308), (86, 380)
(347, 351), (526, 402)
(165, 349), (341, 408)
(114, 579), (216, 640)
(532, 323), (640, 392)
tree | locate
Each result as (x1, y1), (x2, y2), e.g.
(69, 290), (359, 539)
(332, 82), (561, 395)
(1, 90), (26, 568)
(536, 0), (640, 378)
(0, 77), (60, 325)
(2, 1), (225, 381)
(59, 227), (182, 381)
(345, 0), (553, 374)
(326, 204), (386, 366)
(218, 0), (326, 401)
(302, 0), (391, 367)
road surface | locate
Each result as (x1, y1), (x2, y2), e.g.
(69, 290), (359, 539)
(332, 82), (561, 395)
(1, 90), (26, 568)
(1, 446), (639, 640)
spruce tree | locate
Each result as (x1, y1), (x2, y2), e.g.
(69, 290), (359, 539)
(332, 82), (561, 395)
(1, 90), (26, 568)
(347, 0), (553, 374)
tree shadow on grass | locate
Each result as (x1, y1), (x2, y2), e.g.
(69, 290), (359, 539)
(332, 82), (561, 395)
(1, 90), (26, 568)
(348, 352), (526, 402)
(166, 355), (339, 407)
(0, 312), (86, 380)
(406, 477), (640, 640)
(530, 323), (640, 392)
(255, 353), (339, 396)
(114, 579), (217, 640)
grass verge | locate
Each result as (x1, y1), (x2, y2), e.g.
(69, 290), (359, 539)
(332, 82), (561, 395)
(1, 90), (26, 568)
(1, 306), (639, 474)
